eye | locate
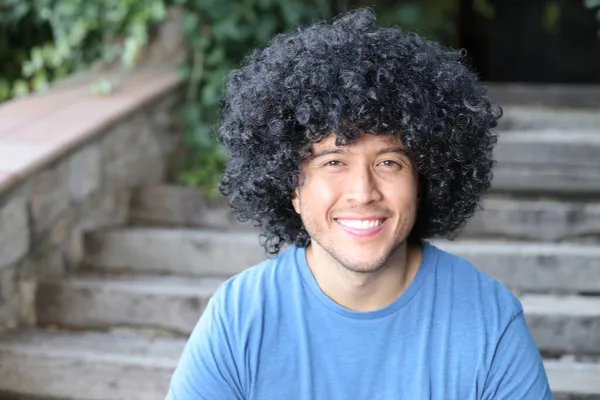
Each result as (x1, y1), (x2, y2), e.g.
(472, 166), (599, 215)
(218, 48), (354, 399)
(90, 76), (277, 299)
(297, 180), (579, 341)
(323, 160), (344, 167)
(378, 160), (403, 169)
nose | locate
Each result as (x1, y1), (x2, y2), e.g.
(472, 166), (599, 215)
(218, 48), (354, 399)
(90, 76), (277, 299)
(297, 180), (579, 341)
(344, 164), (383, 205)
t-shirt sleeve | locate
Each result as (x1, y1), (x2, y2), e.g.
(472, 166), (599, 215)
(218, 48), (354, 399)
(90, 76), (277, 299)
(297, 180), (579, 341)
(482, 310), (552, 400)
(166, 288), (245, 400)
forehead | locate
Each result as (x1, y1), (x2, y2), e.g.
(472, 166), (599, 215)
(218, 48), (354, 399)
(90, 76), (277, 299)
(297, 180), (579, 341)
(311, 133), (405, 152)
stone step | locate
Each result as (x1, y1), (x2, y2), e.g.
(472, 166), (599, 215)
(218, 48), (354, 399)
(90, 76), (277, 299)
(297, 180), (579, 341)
(83, 228), (267, 276)
(434, 240), (600, 294)
(487, 83), (600, 108)
(85, 228), (600, 294)
(521, 294), (600, 355)
(497, 106), (600, 131)
(462, 196), (600, 242)
(0, 330), (598, 399)
(0, 330), (184, 400)
(492, 130), (600, 194)
(546, 361), (600, 400)
(128, 184), (254, 231)
(37, 275), (223, 335)
(36, 273), (600, 354)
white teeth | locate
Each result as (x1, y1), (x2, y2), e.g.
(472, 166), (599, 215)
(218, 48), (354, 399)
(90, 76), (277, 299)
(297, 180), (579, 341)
(336, 219), (383, 229)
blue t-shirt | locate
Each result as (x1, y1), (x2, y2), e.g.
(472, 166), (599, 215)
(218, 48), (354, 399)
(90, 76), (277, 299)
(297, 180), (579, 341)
(167, 241), (552, 399)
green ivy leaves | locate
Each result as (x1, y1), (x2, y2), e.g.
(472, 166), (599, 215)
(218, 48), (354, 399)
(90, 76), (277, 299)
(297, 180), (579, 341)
(0, 0), (328, 196)
(0, 0), (167, 101)
(173, 0), (330, 196)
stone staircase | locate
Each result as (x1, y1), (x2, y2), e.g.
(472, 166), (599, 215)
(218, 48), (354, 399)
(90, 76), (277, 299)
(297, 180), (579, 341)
(0, 106), (600, 399)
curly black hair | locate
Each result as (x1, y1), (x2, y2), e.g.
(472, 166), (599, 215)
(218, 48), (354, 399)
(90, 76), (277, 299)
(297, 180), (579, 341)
(218, 8), (502, 254)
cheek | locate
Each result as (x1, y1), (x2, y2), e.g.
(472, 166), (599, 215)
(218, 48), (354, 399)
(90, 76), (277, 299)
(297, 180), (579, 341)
(382, 175), (419, 206)
(297, 175), (340, 213)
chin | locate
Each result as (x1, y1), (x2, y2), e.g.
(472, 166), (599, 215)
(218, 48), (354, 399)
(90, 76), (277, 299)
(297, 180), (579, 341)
(345, 263), (388, 274)
(337, 254), (390, 274)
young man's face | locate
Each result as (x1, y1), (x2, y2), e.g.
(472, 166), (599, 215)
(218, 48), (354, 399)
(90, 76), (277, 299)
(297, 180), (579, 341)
(292, 133), (419, 273)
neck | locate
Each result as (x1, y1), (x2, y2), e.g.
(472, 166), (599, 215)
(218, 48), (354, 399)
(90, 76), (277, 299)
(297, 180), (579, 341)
(306, 241), (423, 312)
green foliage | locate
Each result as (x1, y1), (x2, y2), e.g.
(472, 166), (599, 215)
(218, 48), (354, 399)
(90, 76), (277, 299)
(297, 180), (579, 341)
(0, 0), (166, 101)
(542, 1), (561, 35)
(469, 0), (600, 37)
(585, 0), (600, 11)
(472, 0), (495, 20)
(584, 0), (600, 37)
(170, 0), (331, 197)
(375, 0), (459, 46)
(0, 0), (328, 197)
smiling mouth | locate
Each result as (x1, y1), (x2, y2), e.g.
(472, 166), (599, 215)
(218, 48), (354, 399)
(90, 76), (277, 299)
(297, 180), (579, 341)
(334, 218), (387, 229)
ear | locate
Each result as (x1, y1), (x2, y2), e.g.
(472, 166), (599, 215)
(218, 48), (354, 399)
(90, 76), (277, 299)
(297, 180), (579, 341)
(291, 189), (301, 214)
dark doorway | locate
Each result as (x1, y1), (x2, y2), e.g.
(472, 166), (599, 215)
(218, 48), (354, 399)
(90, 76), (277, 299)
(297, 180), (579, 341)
(458, 0), (600, 83)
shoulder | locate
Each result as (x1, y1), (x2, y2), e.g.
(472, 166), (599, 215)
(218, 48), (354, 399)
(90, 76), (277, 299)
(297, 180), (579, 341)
(425, 244), (551, 396)
(426, 241), (523, 324)
(209, 245), (299, 316)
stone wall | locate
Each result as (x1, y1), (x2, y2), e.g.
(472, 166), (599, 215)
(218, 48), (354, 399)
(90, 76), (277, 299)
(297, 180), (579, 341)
(0, 69), (181, 331)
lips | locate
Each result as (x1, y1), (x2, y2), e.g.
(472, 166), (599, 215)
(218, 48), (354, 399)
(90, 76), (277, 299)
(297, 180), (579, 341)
(336, 219), (385, 229)
(334, 218), (388, 237)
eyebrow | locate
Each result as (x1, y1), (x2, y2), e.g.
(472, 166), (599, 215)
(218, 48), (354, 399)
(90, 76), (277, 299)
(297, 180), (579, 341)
(310, 148), (347, 160)
(310, 146), (409, 160)
(379, 146), (409, 156)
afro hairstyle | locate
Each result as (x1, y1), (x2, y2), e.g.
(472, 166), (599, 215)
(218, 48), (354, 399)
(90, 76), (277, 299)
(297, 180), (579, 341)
(218, 7), (502, 254)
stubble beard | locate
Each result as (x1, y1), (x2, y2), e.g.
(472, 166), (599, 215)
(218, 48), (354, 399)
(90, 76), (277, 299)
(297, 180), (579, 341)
(306, 222), (407, 275)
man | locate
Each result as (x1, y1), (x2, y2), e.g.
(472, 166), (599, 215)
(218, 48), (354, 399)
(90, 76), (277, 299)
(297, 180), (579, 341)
(167, 8), (552, 399)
